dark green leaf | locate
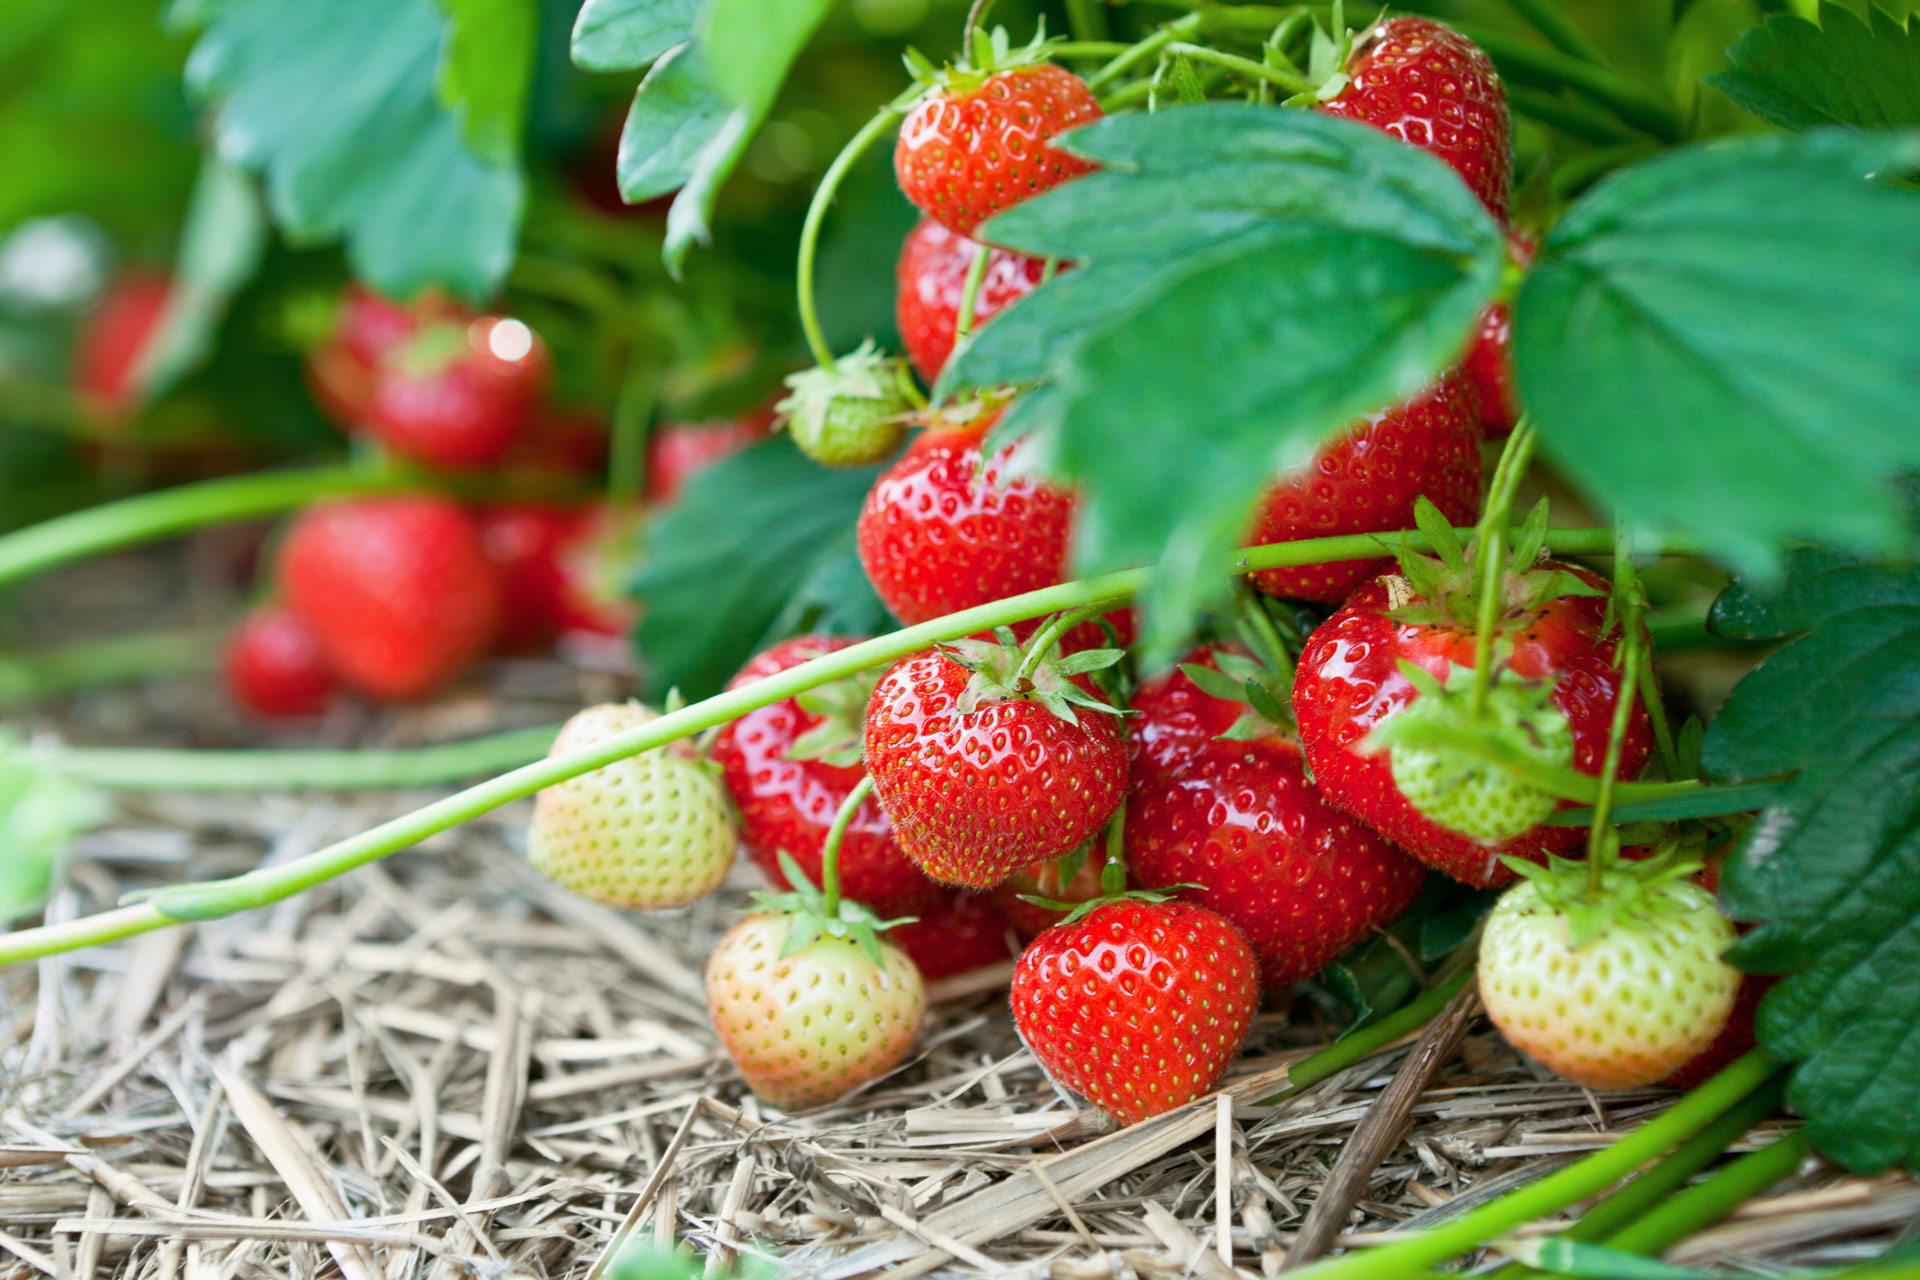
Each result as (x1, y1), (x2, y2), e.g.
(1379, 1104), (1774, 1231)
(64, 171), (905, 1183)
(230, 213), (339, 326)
(435, 0), (536, 165)
(1709, 3), (1920, 131)
(177, 0), (524, 301)
(695, 0), (831, 116)
(940, 107), (1504, 659)
(1515, 129), (1920, 570)
(617, 43), (732, 202)
(572, 0), (698, 71)
(631, 436), (893, 699)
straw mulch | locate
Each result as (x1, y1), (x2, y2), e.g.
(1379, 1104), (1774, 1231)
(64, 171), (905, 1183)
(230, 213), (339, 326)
(3, 549), (1917, 1279)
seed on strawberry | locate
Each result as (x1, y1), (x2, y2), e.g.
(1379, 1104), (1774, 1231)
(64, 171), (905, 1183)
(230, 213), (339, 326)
(1011, 899), (1259, 1125)
(895, 35), (1102, 238)
(1478, 859), (1741, 1091)
(707, 910), (925, 1109)
(278, 496), (501, 701)
(528, 702), (736, 910)
(896, 216), (1051, 383)
(863, 633), (1128, 889)
(223, 606), (336, 719)
(1246, 371), (1482, 604)
(1320, 16), (1512, 221)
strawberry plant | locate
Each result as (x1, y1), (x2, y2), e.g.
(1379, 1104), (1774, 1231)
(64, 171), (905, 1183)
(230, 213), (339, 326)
(5, 0), (1920, 1273)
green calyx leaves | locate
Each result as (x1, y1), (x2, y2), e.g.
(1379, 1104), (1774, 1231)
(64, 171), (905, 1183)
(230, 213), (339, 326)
(1178, 648), (1291, 742)
(777, 340), (917, 468)
(757, 850), (914, 969)
(788, 670), (882, 768)
(941, 622), (1122, 728)
(1500, 849), (1715, 952)
(902, 23), (1059, 98)
(1390, 498), (1606, 631)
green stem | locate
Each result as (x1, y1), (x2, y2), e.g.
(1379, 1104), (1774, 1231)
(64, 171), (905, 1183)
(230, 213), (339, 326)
(954, 242), (992, 344)
(1257, 971), (1473, 1104)
(1640, 648), (1683, 780)
(797, 106), (904, 369)
(1284, 1053), (1784, 1280)
(0, 527), (1700, 967)
(1062, 0), (1110, 43)
(1014, 604), (1105, 681)
(1449, 23), (1683, 142)
(1233, 580), (1295, 699)
(1496, 0), (1611, 69)
(0, 630), (213, 708)
(1051, 41), (1131, 59)
(1470, 420), (1538, 718)
(607, 358), (659, 505)
(1545, 780), (1782, 828)
(1087, 16), (1199, 91)
(1382, 719), (1698, 808)
(45, 725), (560, 792)
(818, 774), (874, 919)
(1585, 623), (1643, 876)
(1504, 86), (1637, 145)
(1164, 42), (1314, 93)
(0, 465), (410, 590)
(1490, 1075), (1789, 1279)
(1600, 1130), (1809, 1256)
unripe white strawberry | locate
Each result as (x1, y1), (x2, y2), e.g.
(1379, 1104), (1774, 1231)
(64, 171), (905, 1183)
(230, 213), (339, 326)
(528, 702), (735, 909)
(1479, 863), (1741, 1091)
(707, 911), (925, 1109)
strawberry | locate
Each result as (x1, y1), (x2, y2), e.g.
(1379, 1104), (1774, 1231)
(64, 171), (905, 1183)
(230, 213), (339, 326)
(1246, 371), (1483, 603)
(480, 502), (638, 650)
(856, 408), (1129, 650)
(73, 271), (171, 423)
(1126, 647), (1427, 990)
(509, 405), (610, 479)
(527, 702), (736, 909)
(1479, 857), (1740, 1091)
(713, 635), (942, 916)
(305, 285), (460, 429)
(707, 906), (925, 1109)
(1664, 971), (1775, 1090)
(1462, 234), (1536, 438)
(889, 892), (1016, 981)
(550, 502), (641, 638)
(992, 844), (1109, 939)
(363, 315), (548, 468)
(1011, 899), (1259, 1124)
(1292, 518), (1653, 887)
(777, 342), (914, 466)
(894, 33), (1103, 239)
(645, 409), (774, 504)
(223, 606), (335, 718)
(863, 633), (1127, 889)
(1320, 16), (1512, 222)
(278, 496), (501, 701)
(896, 216), (1050, 383)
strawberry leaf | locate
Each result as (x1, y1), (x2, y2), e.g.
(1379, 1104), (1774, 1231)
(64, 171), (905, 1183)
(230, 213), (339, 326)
(1515, 129), (1920, 572)
(616, 44), (733, 203)
(571, 0), (698, 72)
(1709, 2), (1920, 132)
(1705, 549), (1920, 1171)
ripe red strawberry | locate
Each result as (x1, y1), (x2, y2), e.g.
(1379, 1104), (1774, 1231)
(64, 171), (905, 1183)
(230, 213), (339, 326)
(1293, 558), (1653, 887)
(73, 271), (171, 422)
(645, 408), (774, 503)
(508, 405), (609, 478)
(1246, 371), (1482, 603)
(1011, 899), (1259, 1124)
(1463, 234), (1536, 437)
(895, 48), (1102, 239)
(713, 635), (943, 916)
(529, 702), (736, 909)
(305, 285), (461, 429)
(707, 910), (925, 1109)
(896, 216), (1050, 382)
(278, 496), (501, 701)
(864, 639), (1127, 889)
(223, 606), (335, 718)
(479, 502), (637, 650)
(992, 845), (1109, 939)
(363, 316), (548, 468)
(1321, 16), (1512, 221)
(889, 892), (1016, 981)
(1479, 859), (1740, 1091)
(1126, 648), (1426, 990)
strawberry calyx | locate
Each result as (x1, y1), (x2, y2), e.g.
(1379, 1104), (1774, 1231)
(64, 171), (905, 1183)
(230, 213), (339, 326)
(385, 318), (471, 379)
(786, 669), (883, 766)
(1387, 497), (1606, 633)
(1500, 846), (1715, 951)
(902, 22), (1061, 98)
(941, 621), (1122, 727)
(1275, 0), (1362, 106)
(1017, 834), (1194, 930)
(777, 339), (918, 465)
(755, 850), (917, 968)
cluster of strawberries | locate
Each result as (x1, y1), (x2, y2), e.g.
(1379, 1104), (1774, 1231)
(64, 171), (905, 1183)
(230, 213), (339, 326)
(219, 288), (772, 718)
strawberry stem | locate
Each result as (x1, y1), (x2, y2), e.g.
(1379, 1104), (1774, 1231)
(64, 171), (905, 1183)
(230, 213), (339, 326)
(1599, 1130), (1808, 1258)
(1163, 42), (1315, 94)
(1014, 604), (1105, 682)
(1064, 0), (1109, 42)
(0, 628), (211, 709)
(1585, 541), (1647, 882)
(796, 104), (908, 369)
(1233, 579), (1296, 703)
(963, 0), (997, 40)
(953, 242), (992, 346)
(0, 524), (1699, 967)
(818, 774), (874, 919)
(1469, 418), (1538, 718)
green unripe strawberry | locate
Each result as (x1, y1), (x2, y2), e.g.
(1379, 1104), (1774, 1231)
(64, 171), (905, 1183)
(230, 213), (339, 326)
(528, 702), (736, 909)
(777, 341), (914, 467)
(706, 910), (925, 1109)
(1478, 858), (1741, 1091)
(1378, 663), (1573, 844)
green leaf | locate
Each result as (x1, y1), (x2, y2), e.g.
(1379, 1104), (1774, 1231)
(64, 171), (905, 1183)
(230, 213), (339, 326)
(1514, 129), (1920, 570)
(1709, 2), (1920, 131)
(1705, 553), (1920, 1171)
(941, 107), (1504, 660)
(176, 0), (524, 301)
(435, 0), (536, 165)
(617, 43), (732, 202)
(135, 153), (267, 403)
(631, 436), (893, 700)
(572, 0), (698, 72)
(695, 0), (831, 116)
